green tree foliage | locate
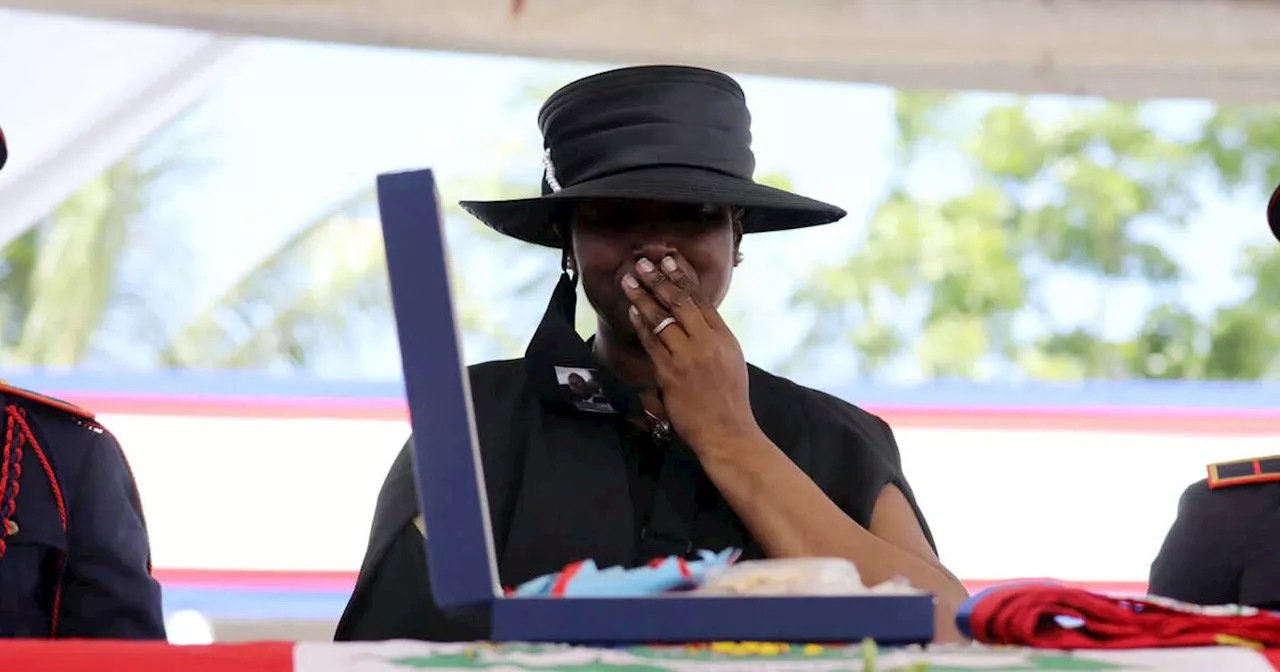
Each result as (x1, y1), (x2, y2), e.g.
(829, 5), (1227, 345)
(0, 156), (549, 371)
(794, 93), (1280, 381)
(0, 146), (400, 371)
(1191, 107), (1280, 379)
(0, 151), (172, 366)
(0, 80), (563, 372)
(11, 82), (1278, 381)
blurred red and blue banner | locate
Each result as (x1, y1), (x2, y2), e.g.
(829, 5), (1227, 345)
(8, 370), (1278, 623)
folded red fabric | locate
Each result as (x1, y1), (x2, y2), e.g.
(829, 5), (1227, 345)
(960, 583), (1280, 649)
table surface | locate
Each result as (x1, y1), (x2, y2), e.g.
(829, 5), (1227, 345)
(2, 640), (1279, 672)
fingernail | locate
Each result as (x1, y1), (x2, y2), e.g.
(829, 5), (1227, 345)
(636, 258), (655, 273)
(629, 305), (639, 317)
(660, 256), (677, 272)
(622, 274), (639, 289)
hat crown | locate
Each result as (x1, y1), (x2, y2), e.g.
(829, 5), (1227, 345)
(535, 65), (756, 196)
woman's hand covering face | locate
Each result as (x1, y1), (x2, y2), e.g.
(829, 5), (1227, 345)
(569, 200), (737, 352)
(622, 253), (759, 449)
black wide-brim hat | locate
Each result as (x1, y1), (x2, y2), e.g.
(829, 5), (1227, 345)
(460, 65), (847, 248)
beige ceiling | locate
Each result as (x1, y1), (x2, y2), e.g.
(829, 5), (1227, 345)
(3, 0), (1277, 244)
(5, 0), (1280, 102)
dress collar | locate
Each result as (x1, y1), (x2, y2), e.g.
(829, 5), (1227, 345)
(522, 272), (644, 420)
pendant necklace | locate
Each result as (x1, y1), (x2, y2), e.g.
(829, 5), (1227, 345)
(588, 340), (672, 445)
(644, 409), (673, 446)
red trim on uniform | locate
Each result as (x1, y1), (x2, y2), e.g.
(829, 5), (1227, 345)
(1209, 472), (1280, 489)
(93, 423), (153, 574)
(13, 412), (67, 532)
(0, 383), (94, 420)
(10, 409), (69, 638)
(1207, 455), (1280, 489)
(0, 380), (156, 578)
(0, 406), (25, 559)
(0, 406), (68, 638)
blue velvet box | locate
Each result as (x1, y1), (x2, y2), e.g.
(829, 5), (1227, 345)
(376, 168), (936, 645)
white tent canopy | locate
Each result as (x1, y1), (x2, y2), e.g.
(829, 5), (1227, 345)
(6, 0), (1280, 102)
(1, 0), (1278, 244)
(0, 11), (243, 246)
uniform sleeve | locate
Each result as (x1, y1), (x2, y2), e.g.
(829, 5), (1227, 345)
(59, 430), (166, 639)
(1148, 479), (1245, 605)
(1239, 507), (1280, 609)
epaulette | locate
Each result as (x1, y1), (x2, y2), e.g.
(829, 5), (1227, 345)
(1207, 455), (1280, 489)
(0, 380), (95, 421)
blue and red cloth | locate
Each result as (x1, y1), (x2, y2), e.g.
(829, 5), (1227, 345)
(507, 548), (740, 597)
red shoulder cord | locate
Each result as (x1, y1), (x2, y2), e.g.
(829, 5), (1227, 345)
(968, 584), (1280, 648)
(0, 404), (68, 638)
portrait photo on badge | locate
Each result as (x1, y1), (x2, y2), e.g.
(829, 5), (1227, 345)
(554, 366), (615, 414)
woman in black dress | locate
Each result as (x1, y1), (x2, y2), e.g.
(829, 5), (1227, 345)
(336, 65), (969, 643)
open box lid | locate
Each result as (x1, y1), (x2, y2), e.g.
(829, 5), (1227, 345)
(375, 167), (937, 644)
(377, 168), (502, 612)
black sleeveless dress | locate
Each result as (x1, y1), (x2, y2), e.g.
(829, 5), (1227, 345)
(334, 275), (936, 641)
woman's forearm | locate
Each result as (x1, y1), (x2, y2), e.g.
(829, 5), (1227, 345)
(693, 428), (969, 642)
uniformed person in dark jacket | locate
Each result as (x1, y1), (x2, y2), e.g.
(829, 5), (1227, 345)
(0, 381), (165, 639)
(336, 65), (969, 644)
(1148, 455), (1280, 609)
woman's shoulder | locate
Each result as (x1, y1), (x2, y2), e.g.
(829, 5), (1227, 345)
(464, 358), (533, 404)
(467, 357), (527, 382)
(746, 364), (894, 438)
(388, 358), (531, 471)
(370, 359), (532, 532)
(746, 366), (913, 531)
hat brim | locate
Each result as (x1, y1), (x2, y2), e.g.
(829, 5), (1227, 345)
(459, 166), (847, 248)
